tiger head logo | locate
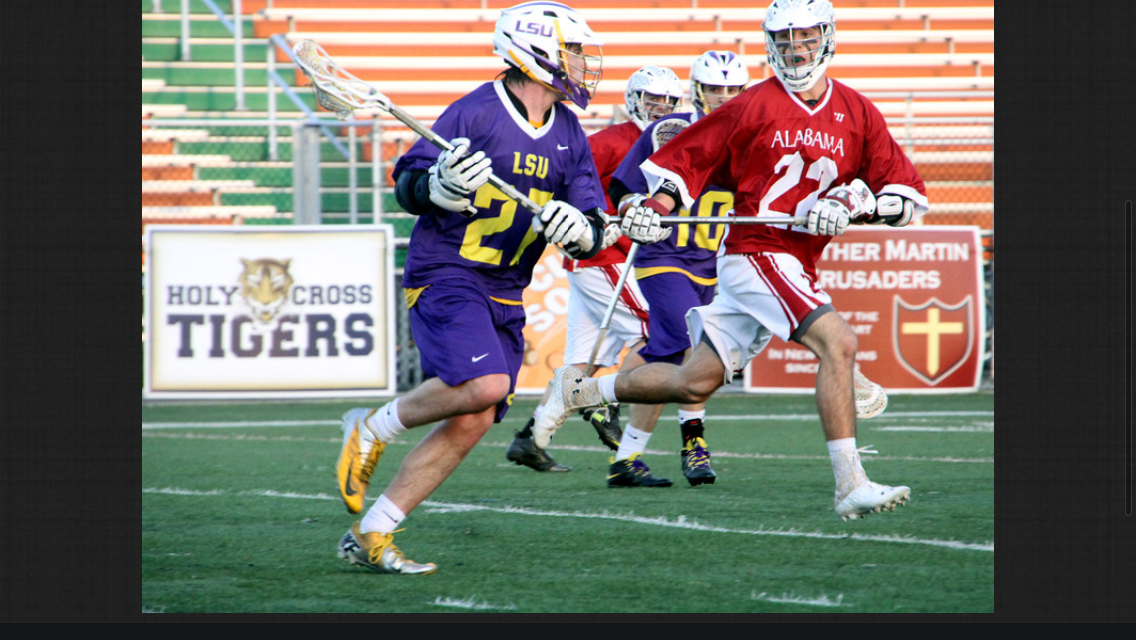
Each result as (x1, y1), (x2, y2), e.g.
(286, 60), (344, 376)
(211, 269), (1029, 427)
(239, 258), (294, 324)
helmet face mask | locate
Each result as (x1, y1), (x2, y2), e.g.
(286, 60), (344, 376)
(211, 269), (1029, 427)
(493, 2), (603, 108)
(624, 66), (683, 129)
(689, 51), (750, 115)
(762, 0), (836, 93)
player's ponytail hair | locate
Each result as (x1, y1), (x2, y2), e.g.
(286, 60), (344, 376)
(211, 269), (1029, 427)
(498, 66), (532, 89)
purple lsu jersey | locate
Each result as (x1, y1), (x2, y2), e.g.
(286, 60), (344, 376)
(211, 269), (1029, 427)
(611, 112), (732, 283)
(394, 81), (606, 302)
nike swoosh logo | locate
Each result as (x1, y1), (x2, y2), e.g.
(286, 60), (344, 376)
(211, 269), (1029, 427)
(343, 459), (359, 496)
(472, 353), (489, 362)
(557, 144), (569, 150)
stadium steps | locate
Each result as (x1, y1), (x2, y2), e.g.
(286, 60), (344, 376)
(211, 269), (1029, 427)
(279, 28), (993, 58)
(251, 6), (994, 35)
(276, 52), (992, 83)
(239, 0), (996, 9)
(142, 8), (379, 226)
(143, 0), (993, 233)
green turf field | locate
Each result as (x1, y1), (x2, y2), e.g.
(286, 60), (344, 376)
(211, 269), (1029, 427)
(142, 390), (994, 614)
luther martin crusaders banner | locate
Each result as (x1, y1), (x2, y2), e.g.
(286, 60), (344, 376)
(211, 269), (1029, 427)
(745, 226), (986, 393)
(144, 225), (398, 399)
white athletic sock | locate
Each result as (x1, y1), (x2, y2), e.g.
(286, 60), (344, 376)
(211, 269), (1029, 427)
(616, 425), (651, 460)
(828, 437), (867, 495)
(597, 373), (619, 404)
(367, 398), (408, 443)
(361, 494), (405, 535)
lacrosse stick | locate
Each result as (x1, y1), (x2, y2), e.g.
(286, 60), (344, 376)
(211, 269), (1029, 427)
(583, 243), (640, 376)
(293, 41), (802, 228)
(853, 364), (888, 419)
(292, 40), (545, 217)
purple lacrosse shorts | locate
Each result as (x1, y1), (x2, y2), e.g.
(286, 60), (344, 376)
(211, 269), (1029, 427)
(636, 271), (717, 365)
(407, 283), (527, 422)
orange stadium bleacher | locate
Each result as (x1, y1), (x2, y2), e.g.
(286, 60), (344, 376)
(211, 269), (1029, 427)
(146, 0), (993, 233)
(253, 0), (993, 122)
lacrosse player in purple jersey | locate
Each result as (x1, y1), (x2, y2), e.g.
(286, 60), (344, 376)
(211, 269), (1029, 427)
(505, 65), (684, 473)
(597, 51), (750, 488)
(331, 2), (608, 575)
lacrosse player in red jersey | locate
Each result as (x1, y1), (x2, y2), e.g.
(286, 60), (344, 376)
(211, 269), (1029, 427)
(534, 0), (928, 521)
(505, 66), (684, 473)
(332, 2), (609, 574)
(599, 50), (750, 489)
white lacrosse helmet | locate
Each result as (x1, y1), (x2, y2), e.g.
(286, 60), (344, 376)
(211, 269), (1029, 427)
(492, 2), (603, 109)
(762, 0), (837, 93)
(689, 50), (750, 115)
(624, 66), (684, 130)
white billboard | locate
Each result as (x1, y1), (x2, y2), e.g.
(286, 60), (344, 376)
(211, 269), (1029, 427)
(143, 225), (397, 399)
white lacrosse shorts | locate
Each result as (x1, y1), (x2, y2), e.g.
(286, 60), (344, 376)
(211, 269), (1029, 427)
(686, 253), (832, 384)
(563, 264), (650, 368)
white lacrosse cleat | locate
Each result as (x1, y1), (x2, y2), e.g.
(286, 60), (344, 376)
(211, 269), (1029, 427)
(835, 480), (911, 521)
(532, 365), (604, 448)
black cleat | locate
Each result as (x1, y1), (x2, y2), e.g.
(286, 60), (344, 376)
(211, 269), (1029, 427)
(582, 403), (622, 451)
(507, 422), (571, 472)
(681, 436), (717, 486)
(606, 453), (672, 487)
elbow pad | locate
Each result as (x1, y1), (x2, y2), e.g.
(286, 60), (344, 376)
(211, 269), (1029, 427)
(608, 178), (632, 211)
(394, 168), (435, 215)
(871, 194), (916, 227)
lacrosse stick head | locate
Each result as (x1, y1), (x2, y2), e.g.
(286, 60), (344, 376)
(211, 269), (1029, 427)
(853, 365), (888, 419)
(650, 116), (691, 152)
(292, 40), (392, 120)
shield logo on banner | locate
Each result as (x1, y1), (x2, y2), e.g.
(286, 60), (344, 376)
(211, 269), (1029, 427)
(892, 296), (974, 386)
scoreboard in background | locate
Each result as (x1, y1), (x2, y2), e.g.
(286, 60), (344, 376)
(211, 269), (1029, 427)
(745, 225), (986, 394)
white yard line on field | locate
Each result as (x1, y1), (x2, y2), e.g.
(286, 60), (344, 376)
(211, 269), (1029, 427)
(751, 591), (846, 607)
(429, 597), (517, 611)
(142, 431), (994, 464)
(142, 487), (994, 553)
(140, 410), (993, 430)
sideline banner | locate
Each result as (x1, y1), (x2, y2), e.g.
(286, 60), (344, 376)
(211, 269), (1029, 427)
(143, 225), (397, 399)
(745, 225), (986, 394)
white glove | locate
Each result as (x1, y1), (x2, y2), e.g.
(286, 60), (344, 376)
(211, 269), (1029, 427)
(873, 194), (915, 227)
(599, 222), (623, 250)
(537, 200), (593, 253)
(428, 137), (493, 216)
(807, 197), (851, 236)
(618, 195), (672, 244)
(824, 179), (876, 224)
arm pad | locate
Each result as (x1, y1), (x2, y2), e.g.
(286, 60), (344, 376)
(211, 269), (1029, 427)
(653, 180), (681, 209)
(611, 178), (680, 214)
(608, 177), (632, 211)
(870, 194), (916, 227)
(560, 208), (605, 260)
(394, 168), (435, 215)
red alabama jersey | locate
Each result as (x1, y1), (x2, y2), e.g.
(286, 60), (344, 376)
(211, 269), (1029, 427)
(642, 78), (928, 275)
